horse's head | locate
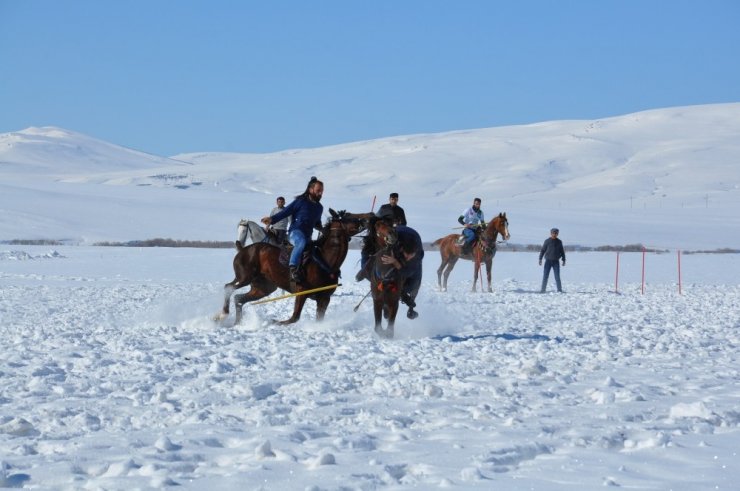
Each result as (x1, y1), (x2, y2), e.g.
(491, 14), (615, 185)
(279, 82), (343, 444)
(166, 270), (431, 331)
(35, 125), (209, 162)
(329, 208), (373, 236)
(374, 218), (397, 249)
(484, 212), (510, 244)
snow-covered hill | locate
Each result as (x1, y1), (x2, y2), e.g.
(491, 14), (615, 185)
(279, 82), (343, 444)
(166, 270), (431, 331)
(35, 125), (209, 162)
(1, 104), (739, 248)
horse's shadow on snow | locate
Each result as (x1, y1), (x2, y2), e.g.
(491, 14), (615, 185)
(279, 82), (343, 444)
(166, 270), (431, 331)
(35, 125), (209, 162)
(433, 332), (563, 343)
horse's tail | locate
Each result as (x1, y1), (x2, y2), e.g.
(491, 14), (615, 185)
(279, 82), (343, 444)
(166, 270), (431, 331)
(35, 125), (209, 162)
(431, 237), (444, 247)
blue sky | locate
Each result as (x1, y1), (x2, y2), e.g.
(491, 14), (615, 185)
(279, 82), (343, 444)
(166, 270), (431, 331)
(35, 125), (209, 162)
(1, 0), (739, 156)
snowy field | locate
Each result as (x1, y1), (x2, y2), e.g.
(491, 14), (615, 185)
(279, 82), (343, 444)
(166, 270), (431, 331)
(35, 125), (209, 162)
(1, 245), (739, 490)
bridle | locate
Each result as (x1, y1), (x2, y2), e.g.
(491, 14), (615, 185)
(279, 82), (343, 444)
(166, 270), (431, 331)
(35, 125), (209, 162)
(479, 217), (509, 252)
(375, 221), (397, 249)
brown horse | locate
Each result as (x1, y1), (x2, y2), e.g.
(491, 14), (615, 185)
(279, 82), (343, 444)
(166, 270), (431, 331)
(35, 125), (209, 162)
(366, 219), (402, 339)
(219, 209), (371, 325)
(432, 212), (510, 293)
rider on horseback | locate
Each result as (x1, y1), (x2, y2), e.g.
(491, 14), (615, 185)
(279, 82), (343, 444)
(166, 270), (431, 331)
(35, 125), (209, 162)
(375, 192), (407, 227)
(269, 196), (290, 245)
(262, 177), (324, 284)
(458, 198), (485, 255)
(380, 225), (424, 319)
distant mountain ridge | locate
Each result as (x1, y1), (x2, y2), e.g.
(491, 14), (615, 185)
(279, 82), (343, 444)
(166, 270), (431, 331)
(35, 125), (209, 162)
(0, 126), (192, 176)
(1, 103), (739, 248)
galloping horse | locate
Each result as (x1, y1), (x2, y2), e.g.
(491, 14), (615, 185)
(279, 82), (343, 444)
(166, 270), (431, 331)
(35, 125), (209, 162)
(219, 209), (371, 325)
(432, 212), (510, 292)
(366, 219), (402, 339)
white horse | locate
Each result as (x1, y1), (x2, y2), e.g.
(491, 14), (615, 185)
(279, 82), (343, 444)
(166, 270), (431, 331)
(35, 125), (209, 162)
(236, 219), (282, 248)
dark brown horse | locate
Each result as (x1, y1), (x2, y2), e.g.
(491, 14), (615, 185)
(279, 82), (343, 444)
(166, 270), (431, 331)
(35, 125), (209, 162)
(432, 212), (510, 293)
(218, 209), (371, 325)
(366, 219), (402, 339)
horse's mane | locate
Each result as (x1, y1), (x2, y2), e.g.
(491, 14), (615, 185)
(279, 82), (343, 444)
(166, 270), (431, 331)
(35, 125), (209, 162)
(314, 209), (348, 248)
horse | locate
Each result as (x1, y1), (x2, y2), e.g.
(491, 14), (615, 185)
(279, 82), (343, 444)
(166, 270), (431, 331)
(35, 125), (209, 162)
(432, 212), (510, 293)
(236, 219), (282, 248)
(219, 209), (372, 325)
(366, 218), (403, 339)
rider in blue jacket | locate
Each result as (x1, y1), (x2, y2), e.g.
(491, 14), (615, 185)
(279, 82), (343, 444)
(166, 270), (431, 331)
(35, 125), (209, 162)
(263, 177), (324, 283)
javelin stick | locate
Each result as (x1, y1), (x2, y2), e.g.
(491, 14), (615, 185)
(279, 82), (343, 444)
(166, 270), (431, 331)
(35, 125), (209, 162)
(452, 223), (485, 230)
(251, 283), (341, 305)
(371, 195), (377, 212)
(353, 289), (372, 312)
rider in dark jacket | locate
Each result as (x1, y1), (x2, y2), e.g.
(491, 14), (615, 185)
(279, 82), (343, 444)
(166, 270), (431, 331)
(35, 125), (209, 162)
(381, 225), (424, 319)
(375, 192), (407, 227)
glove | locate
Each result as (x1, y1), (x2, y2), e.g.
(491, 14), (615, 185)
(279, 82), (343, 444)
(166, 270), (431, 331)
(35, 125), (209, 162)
(538, 259), (542, 266)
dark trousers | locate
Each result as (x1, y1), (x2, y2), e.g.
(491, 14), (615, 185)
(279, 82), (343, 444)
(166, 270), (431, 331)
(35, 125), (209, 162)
(541, 260), (562, 292)
(402, 258), (423, 302)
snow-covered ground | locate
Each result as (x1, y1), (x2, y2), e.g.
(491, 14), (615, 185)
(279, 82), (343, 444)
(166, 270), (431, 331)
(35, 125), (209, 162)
(2, 245), (738, 489)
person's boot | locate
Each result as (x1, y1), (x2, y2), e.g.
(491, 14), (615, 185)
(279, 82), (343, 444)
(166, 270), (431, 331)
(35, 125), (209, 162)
(462, 242), (472, 255)
(289, 266), (301, 285)
(355, 266), (367, 282)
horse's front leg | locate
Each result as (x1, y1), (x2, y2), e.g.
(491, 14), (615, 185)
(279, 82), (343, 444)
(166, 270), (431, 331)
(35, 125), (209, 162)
(279, 293), (308, 324)
(472, 262), (480, 292)
(486, 259), (493, 293)
(315, 294), (331, 321)
(372, 297), (384, 335)
(385, 298), (399, 339)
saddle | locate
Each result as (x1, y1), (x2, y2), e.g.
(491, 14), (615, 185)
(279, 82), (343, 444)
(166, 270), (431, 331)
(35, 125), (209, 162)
(457, 231), (480, 255)
(278, 243), (310, 268)
(278, 242), (335, 277)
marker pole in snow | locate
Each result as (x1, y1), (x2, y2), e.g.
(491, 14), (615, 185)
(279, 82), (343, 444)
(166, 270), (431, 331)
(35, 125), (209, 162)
(615, 251), (620, 294)
(678, 250), (683, 294)
(641, 247), (646, 294)
(371, 195), (376, 212)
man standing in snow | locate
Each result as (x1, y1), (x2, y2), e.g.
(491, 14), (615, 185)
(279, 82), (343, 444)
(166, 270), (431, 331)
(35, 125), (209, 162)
(539, 227), (566, 293)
